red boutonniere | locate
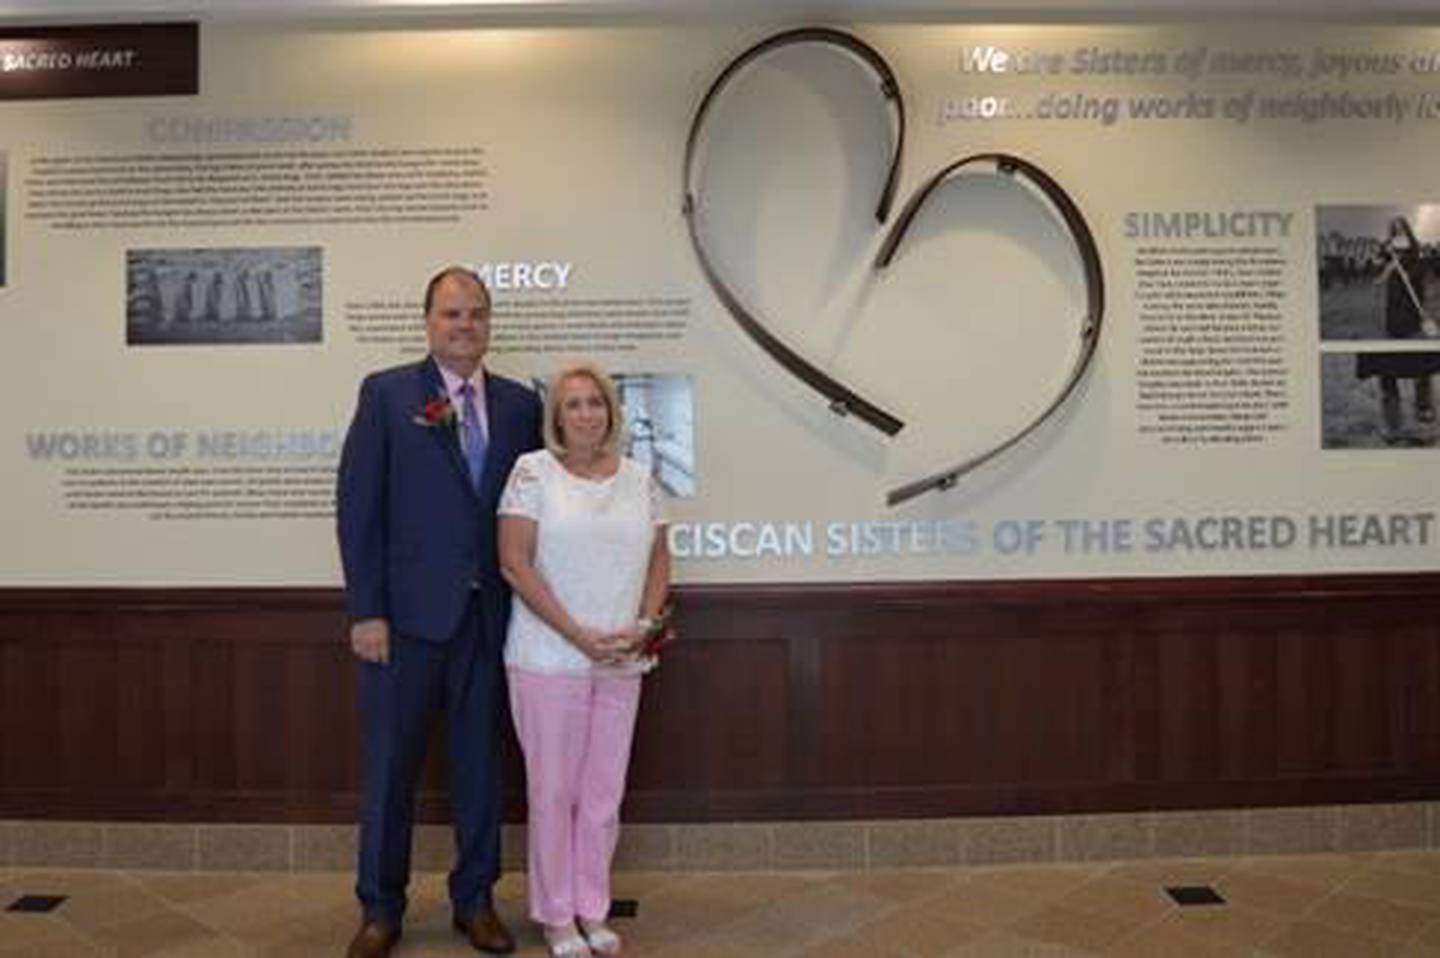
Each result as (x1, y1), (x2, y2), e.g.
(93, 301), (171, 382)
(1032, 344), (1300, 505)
(413, 395), (458, 433)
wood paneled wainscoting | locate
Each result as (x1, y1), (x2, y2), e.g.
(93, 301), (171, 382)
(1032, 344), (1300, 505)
(2, 575), (1439, 825)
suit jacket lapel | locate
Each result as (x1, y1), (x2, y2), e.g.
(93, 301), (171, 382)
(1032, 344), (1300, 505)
(418, 357), (478, 499)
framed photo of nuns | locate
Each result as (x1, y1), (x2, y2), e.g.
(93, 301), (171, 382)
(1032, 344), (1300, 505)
(1318, 205), (1440, 449)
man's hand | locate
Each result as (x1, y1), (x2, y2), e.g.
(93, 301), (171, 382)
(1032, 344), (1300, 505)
(350, 618), (391, 665)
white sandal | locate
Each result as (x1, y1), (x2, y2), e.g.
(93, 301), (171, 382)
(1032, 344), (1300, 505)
(544, 924), (593, 958)
(580, 919), (622, 956)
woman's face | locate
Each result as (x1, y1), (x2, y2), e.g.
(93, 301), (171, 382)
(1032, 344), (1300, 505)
(557, 374), (610, 452)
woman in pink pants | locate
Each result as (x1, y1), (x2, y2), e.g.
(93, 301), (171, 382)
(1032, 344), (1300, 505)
(498, 361), (670, 958)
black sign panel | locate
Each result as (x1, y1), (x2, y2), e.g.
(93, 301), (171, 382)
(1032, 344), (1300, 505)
(0, 23), (197, 100)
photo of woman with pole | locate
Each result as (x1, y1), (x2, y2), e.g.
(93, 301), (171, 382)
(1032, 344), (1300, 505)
(1356, 215), (1440, 445)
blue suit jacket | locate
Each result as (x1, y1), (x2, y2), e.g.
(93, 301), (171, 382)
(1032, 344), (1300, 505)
(337, 357), (543, 643)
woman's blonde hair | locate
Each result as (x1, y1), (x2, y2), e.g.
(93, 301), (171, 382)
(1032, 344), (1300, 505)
(543, 361), (625, 457)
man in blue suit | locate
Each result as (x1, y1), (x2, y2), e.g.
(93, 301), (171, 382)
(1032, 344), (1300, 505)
(339, 266), (542, 958)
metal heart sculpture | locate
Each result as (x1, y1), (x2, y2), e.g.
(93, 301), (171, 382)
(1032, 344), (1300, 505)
(682, 26), (1105, 506)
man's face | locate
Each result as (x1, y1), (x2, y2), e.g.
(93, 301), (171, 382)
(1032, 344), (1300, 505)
(425, 273), (490, 376)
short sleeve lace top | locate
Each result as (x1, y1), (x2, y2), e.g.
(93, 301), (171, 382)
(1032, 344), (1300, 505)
(498, 449), (665, 674)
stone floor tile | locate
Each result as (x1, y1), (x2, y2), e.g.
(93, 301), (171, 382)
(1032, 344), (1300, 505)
(1266, 918), (1406, 958)
(794, 931), (908, 957)
(1103, 920), (1260, 957)
(968, 863), (1108, 902)
(0, 926), (101, 958)
(1345, 866), (1440, 908)
(1304, 890), (1440, 942)
(843, 900), (989, 957)
(1151, 904), (1292, 950)
(690, 880), (890, 954)
(1103, 857), (1237, 887)
(1056, 874), (1175, 924)
(77, 905), (225, 958)
(5, 867), (130, 894)
(0, 910), (98, 954)
(924, 877), (1048, 928)
(225, 900), (363, 953)
(1212, 869), (1327, 916)
(654, 869), (821, 913)
(41, 873), (173, 933)
(170, 880), (350, 938)
(128, 871), (269, 906)
(0, 846), (1433, 956)
(1005, 902), (1142, 954)
(1235, 851), (1374, 890)
(830, 866), (964, 905)
(1403, 914), (1440, 953)
(950, 927), (1096, 956)
(1375, 849), (1440, 878)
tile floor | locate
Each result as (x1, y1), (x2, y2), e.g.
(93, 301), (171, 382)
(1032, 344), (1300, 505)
(5, 849), (1440, 955)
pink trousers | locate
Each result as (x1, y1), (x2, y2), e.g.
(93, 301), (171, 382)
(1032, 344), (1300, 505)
(508, 668), (642, 926)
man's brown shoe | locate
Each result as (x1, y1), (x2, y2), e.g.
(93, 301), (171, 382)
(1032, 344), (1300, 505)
(453, 908), (517, 954)
(346, 921), (400, 958)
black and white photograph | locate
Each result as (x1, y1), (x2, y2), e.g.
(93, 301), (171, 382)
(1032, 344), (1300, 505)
(534, 372), (696, 496)
(1321, 350), (1440, 449)
(126, 246), (322, 346)
(1317, 204), (1440, 343)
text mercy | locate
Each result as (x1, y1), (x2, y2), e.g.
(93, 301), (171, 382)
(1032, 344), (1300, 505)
(470, 261), (572, 291)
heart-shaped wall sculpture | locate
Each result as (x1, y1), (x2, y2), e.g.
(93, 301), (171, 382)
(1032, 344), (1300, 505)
(682, 26), (1105, 506)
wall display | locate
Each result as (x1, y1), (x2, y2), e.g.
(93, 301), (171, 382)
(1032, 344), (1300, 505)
(532, 372), (696, 496)
(0, 23), (196, 100)
(683, 27), (909, 439)
(682, 27), (1105, 506)
(869, 151), (1103, 504)
(126, 246), (322, 344)
(5, 18), (1440, 585)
